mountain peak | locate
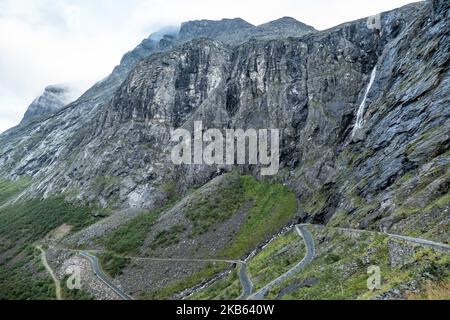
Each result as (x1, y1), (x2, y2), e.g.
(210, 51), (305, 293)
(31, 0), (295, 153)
(179, 17), (254, 42)
(257, 16), (316, 34)
(20, 84), (74, 124)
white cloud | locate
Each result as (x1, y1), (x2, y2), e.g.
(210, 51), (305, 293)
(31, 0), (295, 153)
(0, 0), (419, 134)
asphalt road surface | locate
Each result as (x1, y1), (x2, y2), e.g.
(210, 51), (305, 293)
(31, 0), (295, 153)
(248, 224), (315, 300)
(79, 251), (133, 300)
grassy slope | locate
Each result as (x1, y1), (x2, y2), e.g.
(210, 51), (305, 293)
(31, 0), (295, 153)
(193, 225), (448, 300)
(148, 175), (298, 299)
(99, 174), (298, 299)
(191, 230), (307, 300)
(0, 179), (99, 300)
(264, 226), (449, 300)
(100, 204), (173, 255)
(247, 230), (306, 291)
(220, 175), (297, 259)
(0, 178), (31, 207)
(190, 268), (242, 300)
(140, 262), (230, 300)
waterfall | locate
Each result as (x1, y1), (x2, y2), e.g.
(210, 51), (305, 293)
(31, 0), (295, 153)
(352, 66), (377, 137)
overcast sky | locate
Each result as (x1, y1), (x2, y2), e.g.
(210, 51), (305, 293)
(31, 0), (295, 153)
(0, 0), (419, 133)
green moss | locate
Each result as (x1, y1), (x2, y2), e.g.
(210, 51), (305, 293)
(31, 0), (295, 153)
(427, 191), (450, 209)
(299, 191), (327, 215)
(161, 181), (177, 198)
(405, 125), (443, 156)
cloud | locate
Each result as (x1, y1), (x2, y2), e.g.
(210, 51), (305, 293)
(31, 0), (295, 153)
(0, 0), (418, 134)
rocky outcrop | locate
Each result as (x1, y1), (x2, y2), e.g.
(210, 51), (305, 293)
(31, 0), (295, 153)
(20, 85), (74, 124)
(322, 0), (450, 240)
(179, 17), (316, 45)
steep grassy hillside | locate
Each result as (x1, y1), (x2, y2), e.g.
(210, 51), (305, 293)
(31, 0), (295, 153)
(99, 173), (298, 299)
(191, 225), (449, 300)
(0, 179), (101, 299)
(265, 226), (449, 300)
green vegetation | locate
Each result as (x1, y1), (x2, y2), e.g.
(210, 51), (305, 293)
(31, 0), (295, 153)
(407, 279), (450, 300)
(247, 230), (305, 291)
(150, 175), (298, 299)
(0, 187), (99, 300)
(192, 229), (308, 300)
(298, 190), (327, 216)
(102, 211), (159, 255)
(161, 181), (177, 199)
(220, 175), (297, 259)
(185, 177), (246, 235)
(0, 197), (97, 254)
(102, 174), (297, 299)
(93, 175), (120, 190)
(61, 276), (94, 300)
(405, 125), (443, 156)
(0, 178), (31, 206)
(190, 267), (242, 300)
(150, 225), (187, 250)
(98, 251), (130, 277)
(264, 226), (449, 300)
(0, 246), (55, 300)
(101, 199), (178, 255)
(140, 262), (229, 300)
(105, 174), (296, 260)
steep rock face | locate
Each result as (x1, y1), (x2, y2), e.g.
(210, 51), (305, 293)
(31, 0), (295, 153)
(179, 18), (255, 43)
(0, 1), (448, 242)
(322, 0), (450, 241)
(0, 15), (320, 208)
(256, 16), (316, 38)
(0, 27), (181, 187)
(49, 1), (422, 210)
(20, 85), (74, 124)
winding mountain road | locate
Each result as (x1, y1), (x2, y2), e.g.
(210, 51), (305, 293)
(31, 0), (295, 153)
(244, 224), (449, 300)
(248, 224), (315, 300)
(79, 251), (134, 300)
(237, 262), (254, 299)
(335, 227), (450, 254)
(386, 233), (450, 253)
(56, 222), (450, 301)
(55, 244), (251, 300)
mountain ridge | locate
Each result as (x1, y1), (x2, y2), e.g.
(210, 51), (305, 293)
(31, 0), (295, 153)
(0, 0), (448, 300)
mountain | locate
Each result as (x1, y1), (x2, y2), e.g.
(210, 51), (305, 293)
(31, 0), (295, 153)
(0, 0), (448, 300)
(256, 16), (316, 37)
(179, 17), (316, 44)
(20, 85), (75, 124)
